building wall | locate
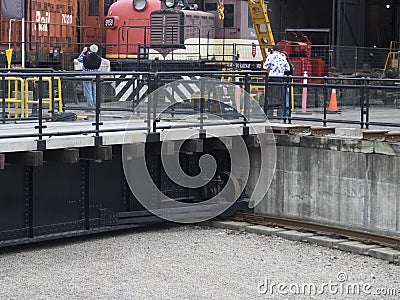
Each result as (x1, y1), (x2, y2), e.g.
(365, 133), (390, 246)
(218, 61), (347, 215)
(266, 0), (399, 48)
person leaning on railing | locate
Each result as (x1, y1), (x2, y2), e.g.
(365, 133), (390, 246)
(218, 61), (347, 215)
(77, 44), (102, 110)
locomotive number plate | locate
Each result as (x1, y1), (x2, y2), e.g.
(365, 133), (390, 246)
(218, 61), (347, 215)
(104, 18), (114, 27)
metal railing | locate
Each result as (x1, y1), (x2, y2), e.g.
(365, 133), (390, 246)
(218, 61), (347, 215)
(0, 70), (399, 151)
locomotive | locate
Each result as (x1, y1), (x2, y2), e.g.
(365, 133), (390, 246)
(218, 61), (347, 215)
(105, 0), (264, 71)
(0, 0), (115, 69)
(105, 0), (329, 78)
(104, 0), (161, 63)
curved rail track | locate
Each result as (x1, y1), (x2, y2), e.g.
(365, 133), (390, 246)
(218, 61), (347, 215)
(232, 212), (400, 250)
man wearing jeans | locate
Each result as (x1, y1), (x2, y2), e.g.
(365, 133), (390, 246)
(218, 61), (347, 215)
(77, 44), (102, 110)
(263, 45), (290, 117)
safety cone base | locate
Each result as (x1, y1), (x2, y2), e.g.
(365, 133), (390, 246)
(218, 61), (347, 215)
(327, 110), (341, 114)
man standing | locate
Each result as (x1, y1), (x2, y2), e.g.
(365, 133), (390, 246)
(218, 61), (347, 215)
(77, 44), (102, 110)
(263, 45), (290, 116)
(263, 44), (290, 76)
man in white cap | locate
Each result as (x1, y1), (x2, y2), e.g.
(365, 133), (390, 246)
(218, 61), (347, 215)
(77, 44), (102, 110)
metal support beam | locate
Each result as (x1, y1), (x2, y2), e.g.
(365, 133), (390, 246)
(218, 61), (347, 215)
(79, 146), (113, 161)
(6, 151), (43, 167)
(44, 148), (80, 164)
(0, 154), (4, 169)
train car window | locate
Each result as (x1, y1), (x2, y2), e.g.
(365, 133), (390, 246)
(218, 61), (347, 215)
(89, 0), (99, 16)
(104, 0), (113, 15)
(223, 4), (234, 27)
(205, 3), (218, 11)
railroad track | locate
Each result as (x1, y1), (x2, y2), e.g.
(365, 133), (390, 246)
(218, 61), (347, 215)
(232, 212), (400, 250)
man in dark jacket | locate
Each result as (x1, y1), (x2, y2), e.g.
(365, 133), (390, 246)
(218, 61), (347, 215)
(77, 44), (102, 110)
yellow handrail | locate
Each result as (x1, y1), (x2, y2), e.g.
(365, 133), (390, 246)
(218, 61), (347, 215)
(25, 77), (63, 118)
(384, 41), (399, 70)
(0, 77), (25, 118)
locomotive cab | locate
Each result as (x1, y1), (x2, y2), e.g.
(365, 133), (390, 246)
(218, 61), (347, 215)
(104, 0), (161, 62)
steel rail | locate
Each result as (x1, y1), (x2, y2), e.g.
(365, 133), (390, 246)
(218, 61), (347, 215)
(232, 212), (400, 249)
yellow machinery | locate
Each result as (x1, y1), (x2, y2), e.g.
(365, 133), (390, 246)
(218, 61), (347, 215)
(384, 41), (399, 78)
(247, 0), (275, 61)
(217, 0), (274, 61)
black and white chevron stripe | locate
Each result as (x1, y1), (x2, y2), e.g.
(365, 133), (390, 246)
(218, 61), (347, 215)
(113, 75), (201, 103)
(114, 75), (148, 102)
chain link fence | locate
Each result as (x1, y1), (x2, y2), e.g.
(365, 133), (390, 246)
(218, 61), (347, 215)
(0, 41), (398, 79)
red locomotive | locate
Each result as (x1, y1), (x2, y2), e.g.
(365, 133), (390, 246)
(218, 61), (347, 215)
(0, 0), (329, 75)
(0, 0), (115, 69)
(104, 0), (161, 65)
(104, 0), (261, 71)
(104, 0), (329, 77)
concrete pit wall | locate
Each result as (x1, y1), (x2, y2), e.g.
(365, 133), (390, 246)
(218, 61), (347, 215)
(254, 134), (400, 237)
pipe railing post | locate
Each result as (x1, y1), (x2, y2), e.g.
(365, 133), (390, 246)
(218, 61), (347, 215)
(360, 77), (365, 128)
(282, 77), (288, 122)
(36, 75), (46, 150)
(365, 78), (370, 129)
(243, 74), (250, 135)
(146, 72), (160, 142)
(50, 75), (55, 117)
(146, 73), (153, 133)
(94, 74), (102, 146)
(323, 76), (328, 127)
(263, 74), (269, 116)
(152, 76), (158, 133)
(199, 78), (206, 139)
(1, 76), (5, 124)
(301, 71), (308, 113)
(288, 75), (293, 124)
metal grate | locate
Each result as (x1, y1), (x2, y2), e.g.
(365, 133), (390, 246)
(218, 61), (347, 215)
(150, 13), (181, 46)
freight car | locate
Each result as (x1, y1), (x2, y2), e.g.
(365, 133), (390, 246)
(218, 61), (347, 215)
(0, 0), (115, 69)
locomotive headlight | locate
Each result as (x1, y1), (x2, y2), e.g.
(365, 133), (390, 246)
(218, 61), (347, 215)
(165, 0), (175, 8)
(133, 0), (147, 11)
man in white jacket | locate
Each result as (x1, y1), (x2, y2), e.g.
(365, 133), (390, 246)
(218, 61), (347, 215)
(263, 45), (290, 116)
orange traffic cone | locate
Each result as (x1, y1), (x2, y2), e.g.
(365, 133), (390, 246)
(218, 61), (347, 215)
(328, 88), (338, 112)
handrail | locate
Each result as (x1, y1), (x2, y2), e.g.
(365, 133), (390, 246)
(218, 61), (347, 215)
(0, 70), (398, 151)
(25, 76), (63, 117)
(0, 77), (25, 118)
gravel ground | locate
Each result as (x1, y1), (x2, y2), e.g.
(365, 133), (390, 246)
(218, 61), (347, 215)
(0, 224), (399, 300)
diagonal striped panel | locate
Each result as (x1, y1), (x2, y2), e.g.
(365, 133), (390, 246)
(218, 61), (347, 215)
(113, 75), (203, 103)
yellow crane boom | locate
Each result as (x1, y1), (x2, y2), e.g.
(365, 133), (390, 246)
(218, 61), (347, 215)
(248, 0), (275, 61)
